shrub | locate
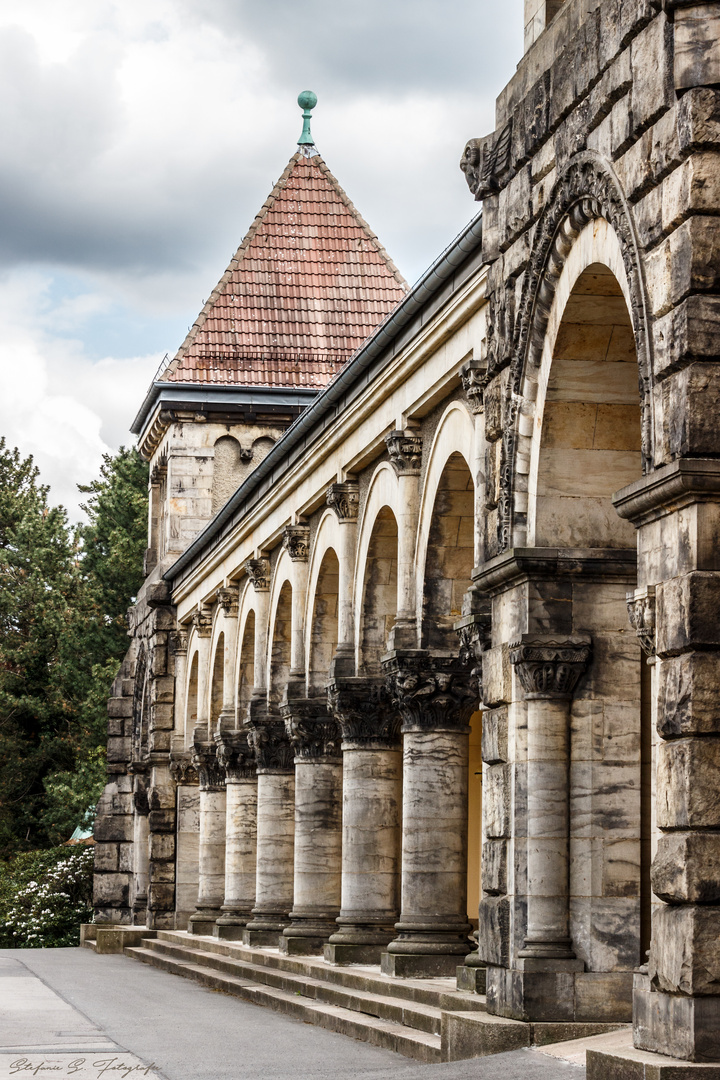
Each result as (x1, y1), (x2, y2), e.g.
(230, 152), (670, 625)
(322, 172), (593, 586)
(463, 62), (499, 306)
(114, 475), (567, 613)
(0, 844), (94, 948)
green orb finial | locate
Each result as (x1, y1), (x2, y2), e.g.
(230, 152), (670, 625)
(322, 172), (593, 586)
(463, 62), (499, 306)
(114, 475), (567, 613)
(297, 90), (317, 148)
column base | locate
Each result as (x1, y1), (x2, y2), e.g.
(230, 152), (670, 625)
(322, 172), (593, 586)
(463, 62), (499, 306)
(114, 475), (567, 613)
(324, 942), (386, 965)
(188, 909), (221, 936)
(457, 963), (487, 993)
(587, 1031), (720, 1079)
(381, 951), (465, 978)
(214, 915), (250, 941)
(487, 962), (633, 1024)
(242, 928), (283, 947)
(280, 915), (337, 956)
(242, 909), (290, 947)
(633, 973), (720, 1063)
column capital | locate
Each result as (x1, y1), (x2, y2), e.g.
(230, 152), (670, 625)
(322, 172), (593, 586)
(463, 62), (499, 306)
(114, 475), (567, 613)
(217, 586), (240, 617)
(191, 742), (226, 791)
(215, 729), (256, 781)
(281, 696), (342, 761)
(326, 676), (400, 749)
(384, 431), (423, 475)
(169, 756), (199, 786)
(460, 357), (489, 415)
(244, 558), (270, 592)
(244, 703), (295, 773)
(509, 635), (592, 700)
(191, 606), (213, 638)
(171, 627), (189, 655)
(383, 650), (479, 733)
(326, 481), (359, 522)
(626, 586), (656, 657)
(282, 523), (310, 562)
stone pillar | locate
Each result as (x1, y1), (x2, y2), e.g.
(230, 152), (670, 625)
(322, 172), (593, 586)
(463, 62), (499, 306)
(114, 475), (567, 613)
(216, 586), (239, 727)
(326, 482), (358, 676)
(214, 729), (257, 940)
(280, 696), (343, 955)
(191, 607), (213, 736)
(381, 650), (477, 977)
(131, 777), (150, 925)
(385, 431), (422, 650)
(188, 740), (226, 935)
(508, 635), (592, 1016)
(243, 701), (296, 946)
(324, 676), (402, 965)
(171, 628), (189, 753)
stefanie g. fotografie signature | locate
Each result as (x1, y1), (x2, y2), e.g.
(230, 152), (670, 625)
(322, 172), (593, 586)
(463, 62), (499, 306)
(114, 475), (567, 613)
(9, 1058), (157, 1078)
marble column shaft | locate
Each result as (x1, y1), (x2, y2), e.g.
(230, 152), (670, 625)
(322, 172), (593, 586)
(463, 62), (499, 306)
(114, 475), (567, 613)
(189, 742), (226, 934)
(215, 730), (257, 937)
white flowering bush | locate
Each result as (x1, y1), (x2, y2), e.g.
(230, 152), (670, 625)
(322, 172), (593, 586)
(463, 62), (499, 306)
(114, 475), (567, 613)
(0, 844), (94, 948)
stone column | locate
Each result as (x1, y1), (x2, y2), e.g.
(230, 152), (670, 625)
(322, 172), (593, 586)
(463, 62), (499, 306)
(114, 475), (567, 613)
(385, 431), (422, 650)
(325, 676), (402, 965)
(171, 628), (189, 754)
(280, 696), (343, 955)
(188, 740), (226, 935)
(216, 586), (240, 727)
(191, 606), (213, 737)
(381, 650), (477, 977)
(131, 776), (150, 925)
(214, 729), (257, 940)
(509, 635), (591, 1014)
(243, 701), (296, 946)
(326, 482), (358, 676)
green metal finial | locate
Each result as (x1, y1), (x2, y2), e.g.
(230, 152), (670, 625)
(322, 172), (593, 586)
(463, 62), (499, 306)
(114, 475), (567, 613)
(297, 90), (317, 147)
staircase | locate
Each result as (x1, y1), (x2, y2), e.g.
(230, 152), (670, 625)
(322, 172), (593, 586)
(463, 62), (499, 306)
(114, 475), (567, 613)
(124, 931), (488, 1062)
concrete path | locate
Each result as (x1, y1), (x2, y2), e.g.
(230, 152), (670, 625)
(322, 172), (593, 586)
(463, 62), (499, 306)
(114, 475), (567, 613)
(0, 948), (585, 1080)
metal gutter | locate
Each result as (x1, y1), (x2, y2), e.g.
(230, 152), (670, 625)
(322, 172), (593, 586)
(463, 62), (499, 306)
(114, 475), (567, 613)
(164, 209), (484, 585)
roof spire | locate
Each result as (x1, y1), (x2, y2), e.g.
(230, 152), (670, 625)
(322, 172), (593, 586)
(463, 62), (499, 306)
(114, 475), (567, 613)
(297, 90), (318, 156)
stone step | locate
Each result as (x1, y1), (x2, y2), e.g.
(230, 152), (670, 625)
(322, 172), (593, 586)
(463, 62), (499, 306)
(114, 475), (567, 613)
(154, 930), (485, 1012)
(143, 937), (447, 1035)
(125, 946), (442, 1063)
(82, 940), (97, 952)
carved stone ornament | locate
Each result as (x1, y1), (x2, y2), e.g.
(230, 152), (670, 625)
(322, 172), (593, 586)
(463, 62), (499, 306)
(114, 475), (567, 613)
(384, 431), (423, 475)
(244, 716), (295, 773)
(132, 786), (150, 816)
(383, 651), (479, 733)
(326, 676), (400, 748)
(627, 586), (656, 657)
(460, 358), (489, 415)
(326, 481), (359, 522)
(191, 743), (226, 791)
(191, 606), (213, 638)
(509, 636), (592, 700)
(486, 153), (653, 553)
(215, 730), (257, 781)
(454, 613), (491, 671)
(171, 628), (189, 655)
(244, 558), (270, 592)
(460, 121), (513, 201)
(169, 757), (199, 786)
(216, 586), (240, 617)
(281, 697), (342, 760)
(282, 524), (310, 562)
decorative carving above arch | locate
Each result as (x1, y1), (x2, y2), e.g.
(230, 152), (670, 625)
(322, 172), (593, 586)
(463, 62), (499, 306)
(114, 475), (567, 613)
(490, 152), (653, 553)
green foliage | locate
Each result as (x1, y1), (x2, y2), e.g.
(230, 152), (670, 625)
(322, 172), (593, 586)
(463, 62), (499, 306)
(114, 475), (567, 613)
(0, 844), (94, 948)
(0, 439), (148, 856)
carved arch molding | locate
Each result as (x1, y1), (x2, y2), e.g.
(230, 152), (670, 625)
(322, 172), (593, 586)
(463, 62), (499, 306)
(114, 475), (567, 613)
(488, 152), (654, 552)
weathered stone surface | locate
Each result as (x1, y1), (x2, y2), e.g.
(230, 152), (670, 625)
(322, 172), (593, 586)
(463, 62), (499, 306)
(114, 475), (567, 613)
(652, 832), (720, 904)
(481, 706), (509, 764)
(657, 651), (720, 736)
(674, 5), (720, 91)
(650, 904), (720, 996)
(482, 841), (508, 895)
(633, 980), (720, 1064)
(656, 573), (720, 656)
(482, 647), (512, 708)
(653, 295), (720, 380)
(477, 897), (510, 966)
(656, 737), (720, 829)
(484, 764), (511, 839)
(630, 14), (673, 136)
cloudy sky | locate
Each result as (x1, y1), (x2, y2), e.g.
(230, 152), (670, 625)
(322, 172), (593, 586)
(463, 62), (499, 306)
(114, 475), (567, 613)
(0, 0), (523, 519)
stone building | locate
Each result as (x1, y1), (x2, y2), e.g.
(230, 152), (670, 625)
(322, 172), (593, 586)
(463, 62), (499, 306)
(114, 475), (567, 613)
(94, 4), (720, 1073)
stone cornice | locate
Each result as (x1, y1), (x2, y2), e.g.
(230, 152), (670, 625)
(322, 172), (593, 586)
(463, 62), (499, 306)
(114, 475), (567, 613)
(472, 547), (637, 596)
(613, 459), (720, 527)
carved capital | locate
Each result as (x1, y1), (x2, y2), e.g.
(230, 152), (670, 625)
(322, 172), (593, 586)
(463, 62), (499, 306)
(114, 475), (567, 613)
(460, 121), (513, 201)
(244, 558), (270, 592)
(281, 697), (342, 761)
(217, 586), (240, 617)
(171, 628), (189, 655)
(326, 676), (400, 749)
(244, 705), (295, 773)
(509, 636), (592, 700)
(215, 729), (256, 781)
(627, 586), (656, 657)
(169, 756), (199, 786)
(383, 650), (479, 733)
(384, 431), (422, 475)
(326, 481), (359, 522)
(191, 606), (213, 638)
(454, 613), (491, 670)
(191, 742), (226, 791)
(282, 524), (310, 562)
(460, 358), (489, 415)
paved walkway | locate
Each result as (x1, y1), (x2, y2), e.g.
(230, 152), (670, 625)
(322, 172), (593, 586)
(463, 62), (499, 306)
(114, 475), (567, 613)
(0, 948), (585, 1080)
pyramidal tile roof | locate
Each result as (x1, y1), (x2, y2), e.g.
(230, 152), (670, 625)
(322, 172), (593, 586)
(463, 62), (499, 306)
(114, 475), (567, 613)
(161, 152), (408, 390)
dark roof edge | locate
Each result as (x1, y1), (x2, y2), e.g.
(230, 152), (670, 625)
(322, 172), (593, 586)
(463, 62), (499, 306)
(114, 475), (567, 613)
(131, 382), (320, 435)
(164, 210), (484, 586)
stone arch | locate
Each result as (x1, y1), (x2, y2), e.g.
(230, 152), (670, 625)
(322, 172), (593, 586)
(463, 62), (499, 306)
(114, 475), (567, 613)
(354, 465), (401, 673)
(415, 402), (476, 644)
(235, 592), (256, 725)
(266, 551), (294, 705)
(185, 647), (199, 746)
(304, 509), (343, 692)
(495, 152), (653, 552)
(209, 631), (224, 731)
